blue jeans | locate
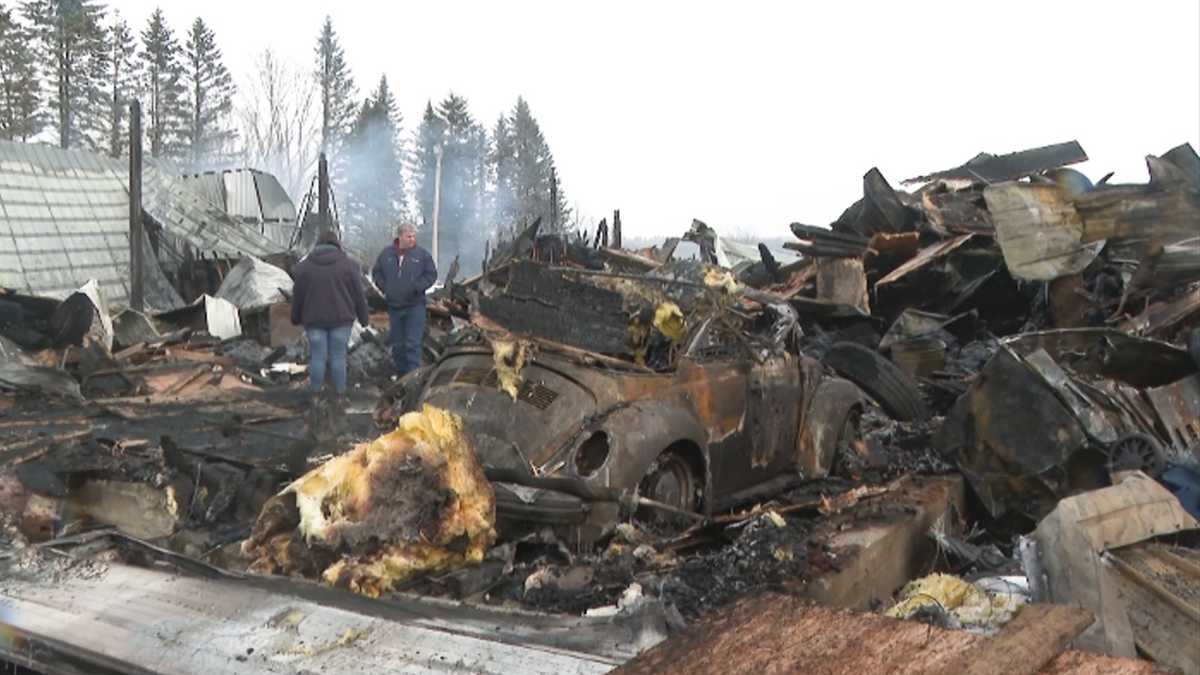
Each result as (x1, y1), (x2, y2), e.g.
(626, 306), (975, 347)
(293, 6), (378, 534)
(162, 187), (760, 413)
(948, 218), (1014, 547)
(306, 324), (352, 395)
(387, 305), (425, 376)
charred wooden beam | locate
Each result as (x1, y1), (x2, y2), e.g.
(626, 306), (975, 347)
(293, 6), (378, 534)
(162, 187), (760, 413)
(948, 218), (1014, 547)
(904, 140), (1088, 185)
(1074, 182), (1200, 245)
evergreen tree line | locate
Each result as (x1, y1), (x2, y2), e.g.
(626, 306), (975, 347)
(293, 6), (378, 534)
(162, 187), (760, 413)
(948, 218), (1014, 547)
(0, 4), (570, 272)
(0, 2), (235, 164)
(316, 17), (568, 269)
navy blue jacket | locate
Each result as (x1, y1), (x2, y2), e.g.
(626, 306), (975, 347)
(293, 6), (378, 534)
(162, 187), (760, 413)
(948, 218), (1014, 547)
(372, 242), (437, 308)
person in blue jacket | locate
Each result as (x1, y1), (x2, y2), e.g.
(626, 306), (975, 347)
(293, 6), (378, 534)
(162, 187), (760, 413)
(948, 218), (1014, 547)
(371, 224), (438, 376)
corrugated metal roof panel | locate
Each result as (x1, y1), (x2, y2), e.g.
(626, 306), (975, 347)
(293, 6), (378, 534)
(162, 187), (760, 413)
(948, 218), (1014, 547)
(185, 173), (226, 211)
(222, 170), (261, 220)
(0, 140), (284, 309)
(253, 172), (296, 221)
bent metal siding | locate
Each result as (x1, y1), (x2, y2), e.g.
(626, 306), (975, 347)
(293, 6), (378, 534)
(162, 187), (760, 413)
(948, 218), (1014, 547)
(0, 140), (285, 310)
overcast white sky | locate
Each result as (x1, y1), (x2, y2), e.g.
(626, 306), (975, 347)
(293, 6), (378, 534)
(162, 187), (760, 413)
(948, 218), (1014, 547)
(114, 1), (1199, 238)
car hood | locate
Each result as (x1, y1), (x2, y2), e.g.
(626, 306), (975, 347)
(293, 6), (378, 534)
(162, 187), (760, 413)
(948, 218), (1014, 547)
(419, 351), (600, 471)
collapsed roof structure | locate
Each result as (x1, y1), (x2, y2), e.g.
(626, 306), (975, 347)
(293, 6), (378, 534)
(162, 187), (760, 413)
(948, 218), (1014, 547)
(0, 141), (294, 311)
(181, 168), (298, 251)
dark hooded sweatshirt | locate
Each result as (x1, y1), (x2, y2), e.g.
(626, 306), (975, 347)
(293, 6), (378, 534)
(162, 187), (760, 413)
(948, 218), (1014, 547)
(290, 244), (370, 328)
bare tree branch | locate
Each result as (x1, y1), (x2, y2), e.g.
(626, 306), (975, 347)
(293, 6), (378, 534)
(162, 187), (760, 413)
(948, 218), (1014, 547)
(237, 48), (319, 200)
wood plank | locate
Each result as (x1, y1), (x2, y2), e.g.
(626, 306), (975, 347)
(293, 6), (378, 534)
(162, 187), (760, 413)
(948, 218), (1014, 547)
(163, 365), (213, 395)
(0, 429), (92, 466)
(113, 342), (149, 362)
(165, 348), (236, 367)
(935, 604), (1094, 675)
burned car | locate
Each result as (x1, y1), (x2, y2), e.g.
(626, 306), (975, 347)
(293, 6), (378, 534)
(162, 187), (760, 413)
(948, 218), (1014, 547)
(414, 344), (864, 541)
(393, 260), (868, 542)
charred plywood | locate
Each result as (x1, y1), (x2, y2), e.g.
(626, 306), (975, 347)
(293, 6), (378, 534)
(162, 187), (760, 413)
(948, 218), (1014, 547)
(876, 234), (974, 288)
(478, 261), (632, 355)
(921, 185), (994, 234)
(1027, 473), (1198, 662)
(1106, 544), (1200, 673)
(984, 183), (1104, 281)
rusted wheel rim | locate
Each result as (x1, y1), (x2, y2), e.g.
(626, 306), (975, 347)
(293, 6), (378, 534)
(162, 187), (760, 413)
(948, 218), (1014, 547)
(641, 453), (697, 512)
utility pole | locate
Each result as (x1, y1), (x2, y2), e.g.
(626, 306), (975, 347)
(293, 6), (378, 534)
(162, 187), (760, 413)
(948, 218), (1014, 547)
(550, 167), (558, 231)
(318, 152), (329, 227)
(129, 101), (144, 312)
(432, 144), (443, 270)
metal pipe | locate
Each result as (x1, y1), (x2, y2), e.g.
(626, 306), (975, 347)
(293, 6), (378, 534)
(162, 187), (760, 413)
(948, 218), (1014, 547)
(432, 144), (443, 271)
(129, 100), (144, 312)
(318, 152), (329, 226)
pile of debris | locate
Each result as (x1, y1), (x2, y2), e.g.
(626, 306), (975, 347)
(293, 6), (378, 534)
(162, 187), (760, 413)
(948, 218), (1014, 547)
(2, 139), (1198, 675)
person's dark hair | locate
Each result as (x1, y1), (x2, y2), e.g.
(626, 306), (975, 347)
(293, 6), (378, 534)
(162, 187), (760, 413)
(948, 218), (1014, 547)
(317, 228), (340, 246)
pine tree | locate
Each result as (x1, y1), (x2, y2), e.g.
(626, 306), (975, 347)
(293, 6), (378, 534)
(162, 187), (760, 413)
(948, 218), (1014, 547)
(313, 16), (356, 156)
(508, 97), (569, 231)
(102, 11), (136, 157)
(412, 100), (445, 232)
(22, 0), (108, 150)
(433, 93), (486, 267)
(181, 17), (235, 166)
(342, 75), (404, 253)
(0, 3), (42, 141)
(139, 8), (185, 159)
(489, 113), (516, 227)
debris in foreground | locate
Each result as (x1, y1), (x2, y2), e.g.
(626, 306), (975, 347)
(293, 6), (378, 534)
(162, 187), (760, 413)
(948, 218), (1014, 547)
(1021, 471), (1199, 673)
(886, 572), (1025, 632)
(242, 405), (496, 597)
(614, 591), (1166, 675)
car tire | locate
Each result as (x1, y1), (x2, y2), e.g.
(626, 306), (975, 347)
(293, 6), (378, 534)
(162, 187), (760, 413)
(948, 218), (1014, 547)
(636, 448), (701, 529)
(825, 405), (863, 477)
(823, 342), (928, 422)
(1189, 327), (1200, 371)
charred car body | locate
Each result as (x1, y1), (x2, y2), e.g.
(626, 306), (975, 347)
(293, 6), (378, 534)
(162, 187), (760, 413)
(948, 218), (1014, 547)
(396, 258), (867, 541)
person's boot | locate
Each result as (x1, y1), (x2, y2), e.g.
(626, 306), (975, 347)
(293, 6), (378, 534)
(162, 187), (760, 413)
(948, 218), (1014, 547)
(305, 390), (333, 442)
(332, 393), (350, 435)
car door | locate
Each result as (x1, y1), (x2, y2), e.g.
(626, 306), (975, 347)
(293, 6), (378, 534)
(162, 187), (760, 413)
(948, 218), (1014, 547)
(745, 352), (802, 475)
(710, 352), (801, 497)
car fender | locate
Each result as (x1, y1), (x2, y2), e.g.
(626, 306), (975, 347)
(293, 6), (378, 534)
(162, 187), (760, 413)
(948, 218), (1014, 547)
(796, 377), (866, 478)
(585, 400), (711, 502)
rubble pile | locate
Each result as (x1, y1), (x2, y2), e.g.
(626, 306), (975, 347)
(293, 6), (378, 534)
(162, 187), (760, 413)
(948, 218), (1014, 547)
(1, 139), (1198, 674)
(512, 511), (814, 620)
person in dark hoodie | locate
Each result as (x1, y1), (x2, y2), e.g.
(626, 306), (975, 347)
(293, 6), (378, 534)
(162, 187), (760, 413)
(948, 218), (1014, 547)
(291, 228), (370, 408)
(371, 224), (437, 376)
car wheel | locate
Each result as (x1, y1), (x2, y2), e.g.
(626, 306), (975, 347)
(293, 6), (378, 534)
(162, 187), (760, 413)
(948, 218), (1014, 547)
(822, 342), (928, 422)
(636, 449), (701, 529)
(829, 406), (863, 477)
(1106, 432), (1168, 478)
(1189, 327), (1200, 370)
